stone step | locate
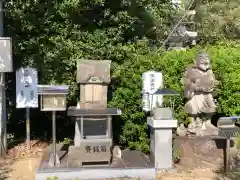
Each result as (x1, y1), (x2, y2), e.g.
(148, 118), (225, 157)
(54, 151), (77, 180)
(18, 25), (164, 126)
(42, 143), (68, 161)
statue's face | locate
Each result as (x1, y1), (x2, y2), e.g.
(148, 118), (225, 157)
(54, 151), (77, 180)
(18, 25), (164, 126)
(197, 57), (210, 71)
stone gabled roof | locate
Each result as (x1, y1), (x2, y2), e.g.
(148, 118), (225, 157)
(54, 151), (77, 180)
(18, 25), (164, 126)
(76, 60), (111, 84)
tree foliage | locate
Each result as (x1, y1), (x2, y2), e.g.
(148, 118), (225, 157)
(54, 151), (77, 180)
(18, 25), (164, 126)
(196, 0), (240, 43)
(3, 0), (240, 152)
(4, 0), (175, 142)
(4, 0), (175, 95)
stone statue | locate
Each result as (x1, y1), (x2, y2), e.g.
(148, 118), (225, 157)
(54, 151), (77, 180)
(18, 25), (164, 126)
(183, 52), (217, 135)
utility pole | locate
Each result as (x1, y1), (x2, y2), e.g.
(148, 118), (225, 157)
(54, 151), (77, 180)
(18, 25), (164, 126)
(0, 0), (7, 156)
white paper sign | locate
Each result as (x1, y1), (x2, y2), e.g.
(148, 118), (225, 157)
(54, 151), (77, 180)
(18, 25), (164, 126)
(142, 71), (163, 111)
(16, 68), (38, 108)
(142, 71), (163, 94)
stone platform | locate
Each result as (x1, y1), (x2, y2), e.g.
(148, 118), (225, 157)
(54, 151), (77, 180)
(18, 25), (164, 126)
(36, 144), (155, 180)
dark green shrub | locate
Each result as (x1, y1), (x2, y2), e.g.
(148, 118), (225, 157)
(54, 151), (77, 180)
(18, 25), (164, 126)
(110, 41), (240, 152)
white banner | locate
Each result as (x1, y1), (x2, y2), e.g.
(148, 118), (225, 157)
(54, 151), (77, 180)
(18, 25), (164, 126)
(142, 71), (163, 111)
(16, 67), (38, 108)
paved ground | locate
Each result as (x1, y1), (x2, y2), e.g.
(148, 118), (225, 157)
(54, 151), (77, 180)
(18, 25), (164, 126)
(0, 140), (46, 180)
(0, 157), (239, 180)
(0, 139), (238, 180)
(157, 168), (217, 180)
(0, 155), (42, 180)
(0, 157), (224, 180)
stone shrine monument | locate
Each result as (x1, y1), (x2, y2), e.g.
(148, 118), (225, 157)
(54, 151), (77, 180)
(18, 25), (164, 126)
(67, 60), (121, 166)
(181, 52), (218, 136)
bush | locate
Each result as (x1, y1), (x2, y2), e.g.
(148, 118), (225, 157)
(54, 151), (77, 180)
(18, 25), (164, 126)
(46, 176), (58, 180)
(6, 0), (240, 155)
(109, 41), (240, 152)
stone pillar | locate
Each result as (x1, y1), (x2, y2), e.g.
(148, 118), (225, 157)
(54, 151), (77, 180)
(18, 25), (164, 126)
(73, 102), (81, 146)
(74, 119), (81, 146)
(147, 117), (177, 170)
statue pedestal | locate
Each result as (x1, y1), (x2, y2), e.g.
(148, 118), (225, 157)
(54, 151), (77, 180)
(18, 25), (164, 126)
(147, 117), (177, 170)
(200, 120), (219, 136)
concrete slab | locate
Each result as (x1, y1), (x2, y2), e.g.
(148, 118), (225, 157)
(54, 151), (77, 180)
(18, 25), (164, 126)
(36, 167), (156, 180)
(36, 147), (155, 179)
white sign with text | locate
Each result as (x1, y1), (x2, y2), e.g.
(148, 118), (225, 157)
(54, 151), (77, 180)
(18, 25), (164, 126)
(142, 71), (163, 111)
(16, 67), (38, 108)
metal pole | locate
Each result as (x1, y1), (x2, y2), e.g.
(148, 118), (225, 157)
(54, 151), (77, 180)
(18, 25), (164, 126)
(80, 116), (83, 139)
(224, 138), (230, 173)
(48, 110), (60, 167)
(52, 111), (56, 166)
(26, 108), (30, 149)
(0, 0), (7, 157)
(0, 1), (3, 35)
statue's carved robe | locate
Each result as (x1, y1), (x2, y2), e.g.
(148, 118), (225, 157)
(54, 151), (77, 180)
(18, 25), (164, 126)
(183, 65), (217, 115)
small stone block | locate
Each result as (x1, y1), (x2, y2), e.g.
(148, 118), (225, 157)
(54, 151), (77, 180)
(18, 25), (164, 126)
(152, 108), (173, 120)
(48, 153), (60, 167)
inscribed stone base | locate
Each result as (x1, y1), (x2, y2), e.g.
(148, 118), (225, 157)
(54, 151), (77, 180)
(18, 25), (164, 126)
(200, 120), (219, 136)
(68, 138), (112, 166)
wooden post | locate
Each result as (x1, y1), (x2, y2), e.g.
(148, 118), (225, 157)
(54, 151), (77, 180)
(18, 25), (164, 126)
(0, 1), (7, 157)
(26, 108), (30, 149)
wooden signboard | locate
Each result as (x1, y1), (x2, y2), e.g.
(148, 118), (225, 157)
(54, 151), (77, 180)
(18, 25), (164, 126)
(41, 94), (66, 111)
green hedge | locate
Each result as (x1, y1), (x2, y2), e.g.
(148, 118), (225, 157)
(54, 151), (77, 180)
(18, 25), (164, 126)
(109, 41), (240, 152)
